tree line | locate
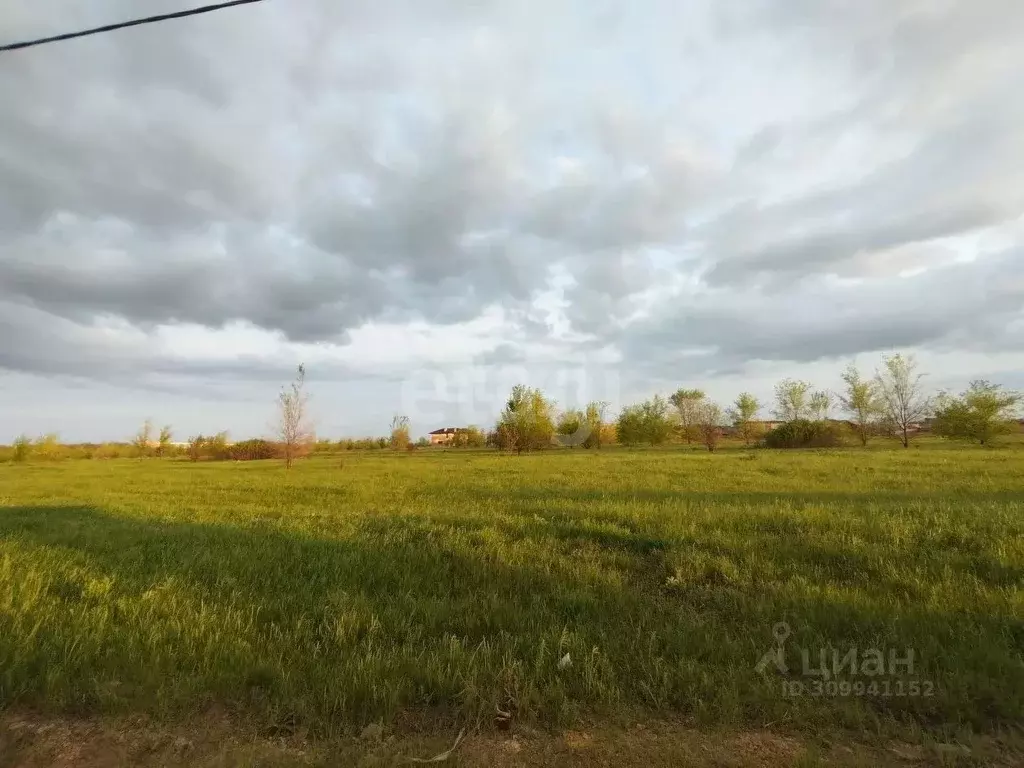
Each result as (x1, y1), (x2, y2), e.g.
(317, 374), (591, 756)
(403, 353), (1021, 455)
(3, 353), (1020, 464)
(605, 354), (1020, 451)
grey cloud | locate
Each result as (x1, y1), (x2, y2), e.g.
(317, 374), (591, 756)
(2, 0), (709, 347)
(2, 0), (1024, 413)
(0, 297), (378, 397)
(687, 0), (1024, 287)
(618, 247), (1024, 375)
(705, 104), (1024, 286)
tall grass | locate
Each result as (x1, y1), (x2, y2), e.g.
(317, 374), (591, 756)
(0, 447), (1021, 738)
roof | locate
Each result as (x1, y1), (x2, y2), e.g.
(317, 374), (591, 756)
(428, 427), (466, 435)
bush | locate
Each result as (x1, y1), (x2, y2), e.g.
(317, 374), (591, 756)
(449, 426), (487, 448)
(33, 433), (62, 461)
(230, 439), (280, 461)
(186, 433), (232, 461)
(495, 385), (557, 453)
(616, 396), (672, 447)
(763, 419), (844, 449)
(337, 437), (388, 451)
(93, 442), (131, 460)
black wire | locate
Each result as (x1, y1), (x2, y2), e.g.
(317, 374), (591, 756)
(0, 0), (266, 53)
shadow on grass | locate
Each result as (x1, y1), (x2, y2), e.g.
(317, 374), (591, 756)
(0, 505), (1020, 734)
(457, 484), (1024, 508)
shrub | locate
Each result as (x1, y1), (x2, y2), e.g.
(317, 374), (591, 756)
(93, 442), (131, 460)
(186, 432), (233, 461)
(616, 396), (672, 447)
(449, 426), (487, 448)
(230, 439), (280, 461)
(763, 419), (844, 449)
(390, 415), (411, 451)
(36, 433), (65, 461)
(496, 385), (557, 453)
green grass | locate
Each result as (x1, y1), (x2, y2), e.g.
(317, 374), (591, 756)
(0, 446), (1022, 741)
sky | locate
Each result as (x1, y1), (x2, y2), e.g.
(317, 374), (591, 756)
(1, 0), (1023, 442)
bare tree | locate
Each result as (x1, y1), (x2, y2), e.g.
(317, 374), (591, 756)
(187, 434), (205, 462)
(390, 414), (411, 450)
(670, 388), (705, 443)
(875, 354), (931, 448)
(277, 364), (313, 468)
(838, 363), (882, 446)
(696, 401), (723, 453)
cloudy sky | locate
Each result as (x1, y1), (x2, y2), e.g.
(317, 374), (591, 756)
(2, 0), (1023, 442)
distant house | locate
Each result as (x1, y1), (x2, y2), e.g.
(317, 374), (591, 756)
(428, 427), (467, 445)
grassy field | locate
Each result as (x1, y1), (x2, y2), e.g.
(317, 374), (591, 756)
(1, 445), (1022, 762)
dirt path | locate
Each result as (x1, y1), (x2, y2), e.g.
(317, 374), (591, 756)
(2, 713), (1020, 767)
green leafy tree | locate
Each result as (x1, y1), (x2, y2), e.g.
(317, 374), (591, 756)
(463, 426), (487, 447)
(933, 381), (1022, 445)
(837, 363), (883, 446)
(450, 426), (486, 448)
(616, 395), (672, 447)
(727, 393), (761, 445)
(615, 405), (646, 447)
(157, 425), (173, 457)
(641, 395), (673, 446)
(875, 354), (931, 448)
(583, 401), (609, 449)
(773, 379), (813, 422)
(669, 388), (705, 443)
(556, 409), (585, 447)
(810, 390), (832, 421)
(496, 385), (556, 454)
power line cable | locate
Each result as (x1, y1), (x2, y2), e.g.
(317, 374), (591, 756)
(0, 0), (266, 53)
